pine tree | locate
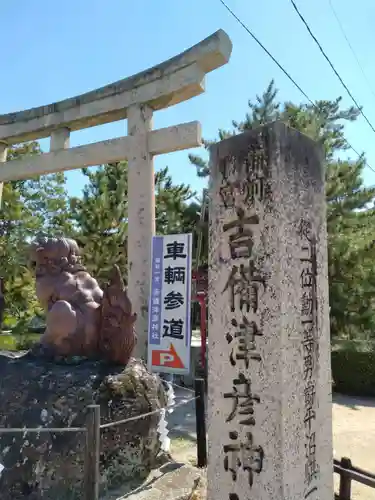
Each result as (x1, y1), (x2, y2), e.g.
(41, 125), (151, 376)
(155, 166), (196, 234)
(326, 158), (375, 339)
(188, 81), (375, 340)
(69, 162), (129, 284)
(232, 79), (281, 131)
(70, 162), (197, 284)
(0, 142), (72, 323)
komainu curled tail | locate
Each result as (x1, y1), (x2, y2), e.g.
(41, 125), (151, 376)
(29, 236), (137, 365)
(99, 265), (137, 364)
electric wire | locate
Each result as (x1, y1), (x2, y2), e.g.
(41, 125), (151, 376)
(216, 0), (375, 173)
(327, 0), (375, 103)
(290, 0), (375, 136)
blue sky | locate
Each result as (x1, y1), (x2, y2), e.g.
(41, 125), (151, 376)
(2, 0), (375, 197)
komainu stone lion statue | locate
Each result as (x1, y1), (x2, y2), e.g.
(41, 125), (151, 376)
(29, 236), (137, 363)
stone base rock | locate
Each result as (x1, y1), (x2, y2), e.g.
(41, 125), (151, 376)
(0, 353), (166, 499)
(115, 463), (206, 500)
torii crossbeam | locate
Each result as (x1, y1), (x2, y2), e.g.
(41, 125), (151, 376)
(0, 30), (232, 359)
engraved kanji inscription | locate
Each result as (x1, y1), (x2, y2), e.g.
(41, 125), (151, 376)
(305, 432), (318, 485)
(219, 155), (237, 208)
(226, 316), (263, 345)
(223, 208), (259, 259)
(227, 319), (262, 367)
(220, 179), (267, 208)
(219, 145), (269, 208)
(220, 181), (235, 209)
(223, 431), (264, 487)
(301, 267), (314, 288)
(304, 380), (316, 431)
(223, 261), (266, 313)
(224, 372), (260, 425)
(301, 290), (313, 317)
(298, 218), (312, 241)
(303, 324), (316, 380)
(299, 221), (320, 495)
(243, 143), (268, 204)
(219, 155), (237, 181)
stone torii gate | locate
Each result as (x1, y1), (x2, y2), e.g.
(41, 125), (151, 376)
(0, 30), (232, 360)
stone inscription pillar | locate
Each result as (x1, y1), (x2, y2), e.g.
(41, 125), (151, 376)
(127, 104), (155, 360)
(207, 121), (333, 500)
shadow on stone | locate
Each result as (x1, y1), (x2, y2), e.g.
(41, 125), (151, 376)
(0, 355), (166, 500)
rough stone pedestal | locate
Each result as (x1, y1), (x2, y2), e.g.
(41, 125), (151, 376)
(207, 122), (333, 500)
(123, 463), (206, 500)
(0, 355), (166, 500)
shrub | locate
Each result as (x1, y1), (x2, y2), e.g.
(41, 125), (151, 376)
(331, 350), (375, 397)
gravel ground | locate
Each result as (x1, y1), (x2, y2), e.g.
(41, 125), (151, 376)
(169, 389), (375, 499)
(333, 394), (375, 500)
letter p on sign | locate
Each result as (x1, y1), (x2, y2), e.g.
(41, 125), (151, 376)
(151, 344), (184, 369)
(160, 352), (174, 365)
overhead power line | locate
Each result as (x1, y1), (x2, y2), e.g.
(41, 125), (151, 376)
(218, 0), (314, 106)
(289, 0), (375, 136)
(327, 0), (375, 103)
(217, 0), (375, 173)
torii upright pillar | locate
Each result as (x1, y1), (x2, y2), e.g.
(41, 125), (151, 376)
(0, 30), (232, 361)
(127, 104), (155, 358)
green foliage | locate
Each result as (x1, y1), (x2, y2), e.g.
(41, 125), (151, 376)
(282, 98), (358, 159)
(189, 80), (375, 340)
(156, 166), (206, 266)
(232, 79), (281, 131)
(1, 149), (201, 327)
(0, 142), (72, 322)
(189, 79), (360, 173)
(69, 162), (129, 284)
(155, 166), (196, 234)
(332, 350), (375, 396)
(70, 162), (198, 284)
(326, 159), (375, 338)
(0, 332), (41, 350)
(3, 80), (373, 348)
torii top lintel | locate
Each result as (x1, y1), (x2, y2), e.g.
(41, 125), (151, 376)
(0, 30), (232, 145)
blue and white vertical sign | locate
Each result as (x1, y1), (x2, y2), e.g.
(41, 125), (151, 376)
(148, 233), (192, 375)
